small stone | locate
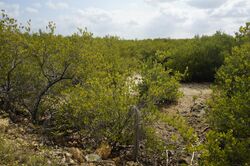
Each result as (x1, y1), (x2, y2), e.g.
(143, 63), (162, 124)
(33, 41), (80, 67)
(61, 156), (66, 163)
(24, 118), (29, 123)
(69, 158), (75, 164)
(85, 154), (101, 162)
(112, 157), (121, 165)
(28, 123), (36, 129)
(126, 161), (142, 166)
(65, 152), (72, 158)
(0, 118), (9, 132)
(95, 142), (112, 159)
(47, 160), (52, 165)
(199, 109), (206, 116)
(68, 147), (84, 163)
(19, 127), (25, 133)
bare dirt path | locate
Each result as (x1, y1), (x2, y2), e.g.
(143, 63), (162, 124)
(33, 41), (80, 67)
(153, 83), (212, 165)
(164, 83), (212, 115)
(163, 83), (212, 134)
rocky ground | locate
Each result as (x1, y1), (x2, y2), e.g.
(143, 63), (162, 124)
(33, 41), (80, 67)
(155, 83), (212, 165)
(0, 83), (212, 166)
(163, 83), (212, 136)
(0, 111), (141, 166)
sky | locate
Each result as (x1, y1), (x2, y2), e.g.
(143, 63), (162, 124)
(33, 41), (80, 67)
(0, 0), (249, 39)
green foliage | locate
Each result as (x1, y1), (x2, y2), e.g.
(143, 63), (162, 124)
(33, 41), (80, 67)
(216, 44), (250, 97)
(210, 43), (250, 139)
(202, 24), (250, 165)
(46, 36), (136, 144)
(0, 11), (84, 122)
(201, 131), (250, 166)
(139, 59), (181, 105)
(0, 11), (30, 111)
(160, 113), (198, 145)
(51, 45), (181, 146)
(143, 126), (166, 155)
(54, 73), (138, 143)
(2, 10), (249, 165)
(164, 32), (234, 82)
(140, 112), (200, 164)
(235, 22), (250, 45)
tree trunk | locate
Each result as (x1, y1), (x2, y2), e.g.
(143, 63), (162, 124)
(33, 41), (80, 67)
(31, 77), (70, 123)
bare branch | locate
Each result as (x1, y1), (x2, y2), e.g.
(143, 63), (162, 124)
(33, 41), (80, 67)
(31, 62), (73, 123)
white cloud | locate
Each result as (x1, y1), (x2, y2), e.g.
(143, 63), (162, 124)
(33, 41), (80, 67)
(54, 0), (248, 39)
(187, 0), (228, 9)
(144, 0), (178, 5)
(140, 0), (249, 38)
(32, 2), (42, 8)
(0, 2), (20, 17)
(211, 0), (250, 18)
(55, 7), (157, 38)
(46, 1), (69, 10)
(25, 7), (38, 13)
(76, 8), (112, 23)
(127, 20), (139, 26)
(1, 0), (249, 38)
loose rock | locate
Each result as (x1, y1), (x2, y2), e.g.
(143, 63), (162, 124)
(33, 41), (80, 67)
(95, 142), (112, 159)
(69, 147), (85, 163)
(85, 154), (101, 162)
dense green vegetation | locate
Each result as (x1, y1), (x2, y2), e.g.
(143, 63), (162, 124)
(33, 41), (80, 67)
(202, 23), (250, 165)
(0, 11), (181, 157)
(163, 32), (234, 82)
(0, 11), (249, 165)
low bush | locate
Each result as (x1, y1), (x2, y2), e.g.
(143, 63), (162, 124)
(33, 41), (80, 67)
(202, 23), (250, 165)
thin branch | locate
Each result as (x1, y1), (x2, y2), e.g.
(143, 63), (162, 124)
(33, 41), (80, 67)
(166, 149), (169, 166)
(190, 151), (195, 165)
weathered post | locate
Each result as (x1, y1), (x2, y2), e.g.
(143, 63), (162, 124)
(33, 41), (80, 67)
(131, 105), (141, 162)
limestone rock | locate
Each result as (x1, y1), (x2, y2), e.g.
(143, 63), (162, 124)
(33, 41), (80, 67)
(65, 152), (72, 158)
(85, 154), (101, 162)
(0, 118), (9, 132)
(95, 142), (112, 159)
(69, 147), (84, 163)
(69, 158), (76, 165)
(112, 157), (121, 165)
